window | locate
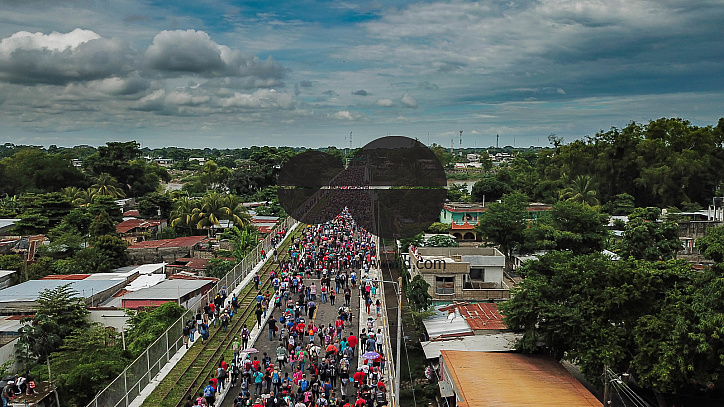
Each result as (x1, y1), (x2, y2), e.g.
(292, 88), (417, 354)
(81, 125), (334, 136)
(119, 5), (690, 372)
(435, 276), (455, 295)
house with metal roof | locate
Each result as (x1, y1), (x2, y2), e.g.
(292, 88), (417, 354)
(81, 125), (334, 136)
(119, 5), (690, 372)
(439, 350), (602, 407)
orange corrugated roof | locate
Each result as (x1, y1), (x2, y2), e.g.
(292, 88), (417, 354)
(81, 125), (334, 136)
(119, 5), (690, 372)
(441, 351), (601, 406)
(41, 274), (91, 280)
(438, 302), (507, 330)
(128, 235), (206, 249)
(116, 218), (163, 234)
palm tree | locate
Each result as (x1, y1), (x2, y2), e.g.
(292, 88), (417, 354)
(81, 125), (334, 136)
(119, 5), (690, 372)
(91, 173), (125, 198)
(170, 197), (200, 234)
(559, 175), (599, 206)
(194, 192), (250, 230)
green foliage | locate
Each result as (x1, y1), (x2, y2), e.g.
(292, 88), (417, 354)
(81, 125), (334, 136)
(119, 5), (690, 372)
(87, 195), (123, 224)
(89, 211), (117, 240)
(608, 193), (636, 215)
(618, 207), (681, 260)
(500, 252), (712, 393)
(523, 200), (610, 255)
(170, 192), (251, 234)
(475, 191), (529, 269)
(91, 173), (125, 198)
(0, 254), (22, 271)
(14, 192), (74, 235)
(399, 232), (424, 253)
(220, 225), (260, 260)
(49, 323), (130, 407)
(538, 118), (724, 208)
(207, 258), (235, 278)
(471, 175), (513, 203)
(559, 174), (599, 206)
(429, 143), (453, 169)
(405, 275), (432, 312)
(0, 194), (20, 217)
(696, 225), (724, 263)
(424, 234), (458, 247)
(0, 148), (87, 196)
(425, 222), (450, 234)
(125, 302), (186, 356)
(138, 192), (174, 220)
(84, 141), (169, 198)
(16, 284), (89, 367)
(446, 183), (471, 202)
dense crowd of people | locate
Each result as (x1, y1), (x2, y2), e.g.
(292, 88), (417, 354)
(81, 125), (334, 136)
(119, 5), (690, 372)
(185, 209), (389, 407)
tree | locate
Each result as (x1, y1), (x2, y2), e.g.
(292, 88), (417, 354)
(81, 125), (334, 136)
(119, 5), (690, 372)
(405, 275), (432, 312)
(618, 207), (681, 261)
(475, 192), (529, 270)
(424, 235), (459, 247)
(523, 200), (610, 255)
(559, 174), (599, 206)
(399, 232), (424, 253)
(14, 192), (74, 235)
(85, 141), (169, 197)
(0, 149), (87, 196)
(125, 302), (185, 356)
(608, 193), (636, 215)
(89, 211), (117, 239)
(48, 323), (129, 407)
(696, 225), (724, 263)
(16, 284), (89, 366)
(137, 192), (174, 220)
(425, 222), (450, 234)
(446, 183), (470, 202)
(171, 192), (251, 233)
(471, 176), (512, 203)
(500, 252), (706, 399)
(90, 173), (125, 198)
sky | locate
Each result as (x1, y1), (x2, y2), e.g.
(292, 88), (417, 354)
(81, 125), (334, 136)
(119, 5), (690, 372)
(0, 0), (723, 149)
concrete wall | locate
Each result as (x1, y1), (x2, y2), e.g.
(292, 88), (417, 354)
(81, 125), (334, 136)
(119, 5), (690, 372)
(0, 338), (21, 373)
(678, 221), (723, 239)
(89, 308), (129, 331)
(128, 247), (191, 264)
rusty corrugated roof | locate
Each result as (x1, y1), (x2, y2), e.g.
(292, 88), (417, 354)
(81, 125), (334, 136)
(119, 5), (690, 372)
(441, 350), (602, 406)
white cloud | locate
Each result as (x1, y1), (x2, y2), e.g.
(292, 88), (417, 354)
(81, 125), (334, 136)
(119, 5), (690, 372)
(145, 29), (285, 80)
(220, 89), (295, 110)
(400, 92), (418, 108)
(330, 110), (362, 121)
(376, 98), (395, 107)
(0, 29), (133, 84)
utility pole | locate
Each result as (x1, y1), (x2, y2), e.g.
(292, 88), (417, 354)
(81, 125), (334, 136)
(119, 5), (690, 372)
(395, 276), (402, 407)
(603, 365), (610, 406)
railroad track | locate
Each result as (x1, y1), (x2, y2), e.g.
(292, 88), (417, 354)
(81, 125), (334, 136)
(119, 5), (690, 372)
(142, 226), (303, 407)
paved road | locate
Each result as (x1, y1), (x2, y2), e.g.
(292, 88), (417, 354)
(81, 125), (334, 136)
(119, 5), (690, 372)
(220, 277), (362, 406)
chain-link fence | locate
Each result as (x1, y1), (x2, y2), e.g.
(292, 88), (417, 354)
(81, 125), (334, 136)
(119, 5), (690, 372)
(86, 216), (298, 407)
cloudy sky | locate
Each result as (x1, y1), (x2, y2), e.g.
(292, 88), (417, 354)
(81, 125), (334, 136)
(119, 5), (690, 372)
(1, 0), (723, 149)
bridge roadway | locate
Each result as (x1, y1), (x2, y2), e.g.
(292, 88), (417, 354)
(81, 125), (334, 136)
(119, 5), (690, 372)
(219, 277), (362, 406)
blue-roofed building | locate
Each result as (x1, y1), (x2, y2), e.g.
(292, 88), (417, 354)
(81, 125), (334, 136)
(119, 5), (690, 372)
(0, 278), (127, 315)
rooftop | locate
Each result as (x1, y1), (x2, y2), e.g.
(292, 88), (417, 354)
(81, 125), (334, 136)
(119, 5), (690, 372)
(0, 279), (124, 304)
(421, 333), (520, 359)
(116, 218), (164, 234)
(441, 350), (602, 407)
(128, 235), (207, 249)
(438, 302), (506, 330)
(120, 279), (212, 301)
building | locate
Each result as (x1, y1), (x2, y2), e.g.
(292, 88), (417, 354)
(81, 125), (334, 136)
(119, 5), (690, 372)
(439, 202), (553, 241)
(409, 246), (508, 302)
(116, 218), (167, 245)
(0, 270), (18, 289)
(127, 235), (208, 264)
(439, 350), (602, 407)
(0, 276), (130, 314)
(107, 278), (215, 310)
(0, 219), (20, 235)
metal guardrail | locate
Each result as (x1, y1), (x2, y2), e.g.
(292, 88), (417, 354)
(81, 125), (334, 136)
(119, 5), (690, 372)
(86, 216), (297, 407)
